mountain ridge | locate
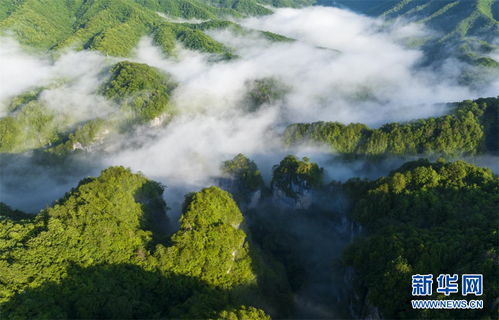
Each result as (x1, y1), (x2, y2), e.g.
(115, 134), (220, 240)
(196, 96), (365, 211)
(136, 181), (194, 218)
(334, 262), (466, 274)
(0, 0), (297, 56)
(318, 0), (499, 66)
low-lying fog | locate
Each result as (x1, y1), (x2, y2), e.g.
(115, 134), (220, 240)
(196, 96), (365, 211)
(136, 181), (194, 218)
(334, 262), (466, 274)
(1, 7), (498, 214)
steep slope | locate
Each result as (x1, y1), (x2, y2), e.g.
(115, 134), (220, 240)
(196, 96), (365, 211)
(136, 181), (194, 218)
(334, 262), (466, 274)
(343, 159), (499, 318)
(321, 0), (498, 37)
(0, 167), (274, 318)
(0, 0), (230, 56)
(220, 153), (266, 205)
(0, 0), (303, 56)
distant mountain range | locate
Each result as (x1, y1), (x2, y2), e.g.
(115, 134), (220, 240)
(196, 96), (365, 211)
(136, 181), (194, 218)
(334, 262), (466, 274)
(319, 0), (499, 67)
(1, 0), (497, 68)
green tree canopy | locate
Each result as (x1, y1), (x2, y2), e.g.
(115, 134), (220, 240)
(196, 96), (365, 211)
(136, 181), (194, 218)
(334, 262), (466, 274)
(271, 155), (324, 199)
(221, 153), (266, 204)
(284, 97), (498, 157)
(343, 159), (498, 319)
(0, 168), (272, 319)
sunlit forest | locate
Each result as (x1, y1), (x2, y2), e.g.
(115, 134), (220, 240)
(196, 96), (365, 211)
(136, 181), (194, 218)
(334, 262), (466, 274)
(0, 0), (498, 319)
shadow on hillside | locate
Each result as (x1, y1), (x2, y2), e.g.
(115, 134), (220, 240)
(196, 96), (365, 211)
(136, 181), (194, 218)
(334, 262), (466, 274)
(134, 180), (173, 247)
(0, 263), (239, 319)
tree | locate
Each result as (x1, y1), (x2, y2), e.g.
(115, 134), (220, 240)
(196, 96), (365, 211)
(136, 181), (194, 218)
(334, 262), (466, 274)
(271, 155), (323, 199)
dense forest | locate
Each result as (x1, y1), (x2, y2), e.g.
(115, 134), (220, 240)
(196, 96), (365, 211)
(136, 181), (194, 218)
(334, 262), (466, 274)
(1, 157), (497, 318)
(0, 0), (498, 319)
(0, 167), (274, 318)
(0, 0), (297, 56)
(342, 159), (498, 318)
(284, 97), (499, 157)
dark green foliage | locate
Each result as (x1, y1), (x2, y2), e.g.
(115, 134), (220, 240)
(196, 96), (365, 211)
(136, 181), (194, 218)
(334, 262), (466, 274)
(211, 0), (272, 16)
(135, 0), (224, 19)
(0, 0), (76, 50)
(102, 61), (176, 122)
(7, 87), (42, 112)
(48, 118), (112, 155)
(321, 0), (498, 41)
(221, 153), (265, 203)
(271, 155), (324, 199)
(0, 61), (177, 154)
(284, 97), (498, 156)
(222, 154), (265, 193)
(171, 24), (233, 56)
(152, 20), (290, 58)
(0, 202), (31, 220)
(343, 159), (499, 318)
(0, 167), (162, 304)
(0, 91), (116, 155)
(452, 97), (499, 152)
(0, 0), (157, 56)
(265, 0), (316, 7)
(181, 186), (244, 229)
(1, 263), (267, 319)
(153, 22), (233, 56)
(186, 20), (294, 43)
(260, 30), (294, 42)
(0, 168), (272, 318)
(187, 19), (241, 31)
(153, 23), (177, 54)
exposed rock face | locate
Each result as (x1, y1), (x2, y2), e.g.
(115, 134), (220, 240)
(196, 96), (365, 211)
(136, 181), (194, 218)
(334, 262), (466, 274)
(248, 189), (261, 208)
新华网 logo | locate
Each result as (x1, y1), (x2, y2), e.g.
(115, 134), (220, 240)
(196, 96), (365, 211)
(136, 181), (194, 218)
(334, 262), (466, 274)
(410, 274), (483, 310)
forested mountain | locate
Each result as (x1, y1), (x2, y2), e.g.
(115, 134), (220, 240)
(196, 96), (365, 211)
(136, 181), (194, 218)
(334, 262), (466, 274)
(2, 158), (496, 318)
(0, 167), (281, 318)
(343, 159), (498, 319)
(285, 97), (499, 156)
(0, 60), (178, 154)
(2, 0), (497, 66)
(0, 0), (293, 56)
(321, 0), (497, 40)
(320, 0), (499, 66)
(0, 0), (498, 319)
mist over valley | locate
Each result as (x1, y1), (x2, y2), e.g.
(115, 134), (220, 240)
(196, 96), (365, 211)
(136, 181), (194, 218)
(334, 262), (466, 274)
(0, 0), (498, 318)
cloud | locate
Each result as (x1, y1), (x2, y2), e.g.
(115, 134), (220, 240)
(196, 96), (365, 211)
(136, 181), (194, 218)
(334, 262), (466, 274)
(1, 7), (498, 215)
(0, 38), (51, 115)
(0, 38), (119, 121)
(134, 7), (497, 127)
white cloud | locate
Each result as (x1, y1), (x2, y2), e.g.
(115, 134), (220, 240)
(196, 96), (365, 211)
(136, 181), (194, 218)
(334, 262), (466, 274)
(1, 7), (498, 214)
(133, 7), (497, 127)
(0, 39), (119, 120)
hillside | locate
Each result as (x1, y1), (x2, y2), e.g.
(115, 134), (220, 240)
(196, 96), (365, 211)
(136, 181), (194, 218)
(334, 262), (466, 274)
(0, 0), (297, 56)
(0, 1), (498, 319)
(320, 0), (498, 37)
(319, 0), (499, 66)
(284, 97), (499, 157)
(343, 159), (498, 319)
(1, 157), (497, 319)
(0, 167), (280, 318)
